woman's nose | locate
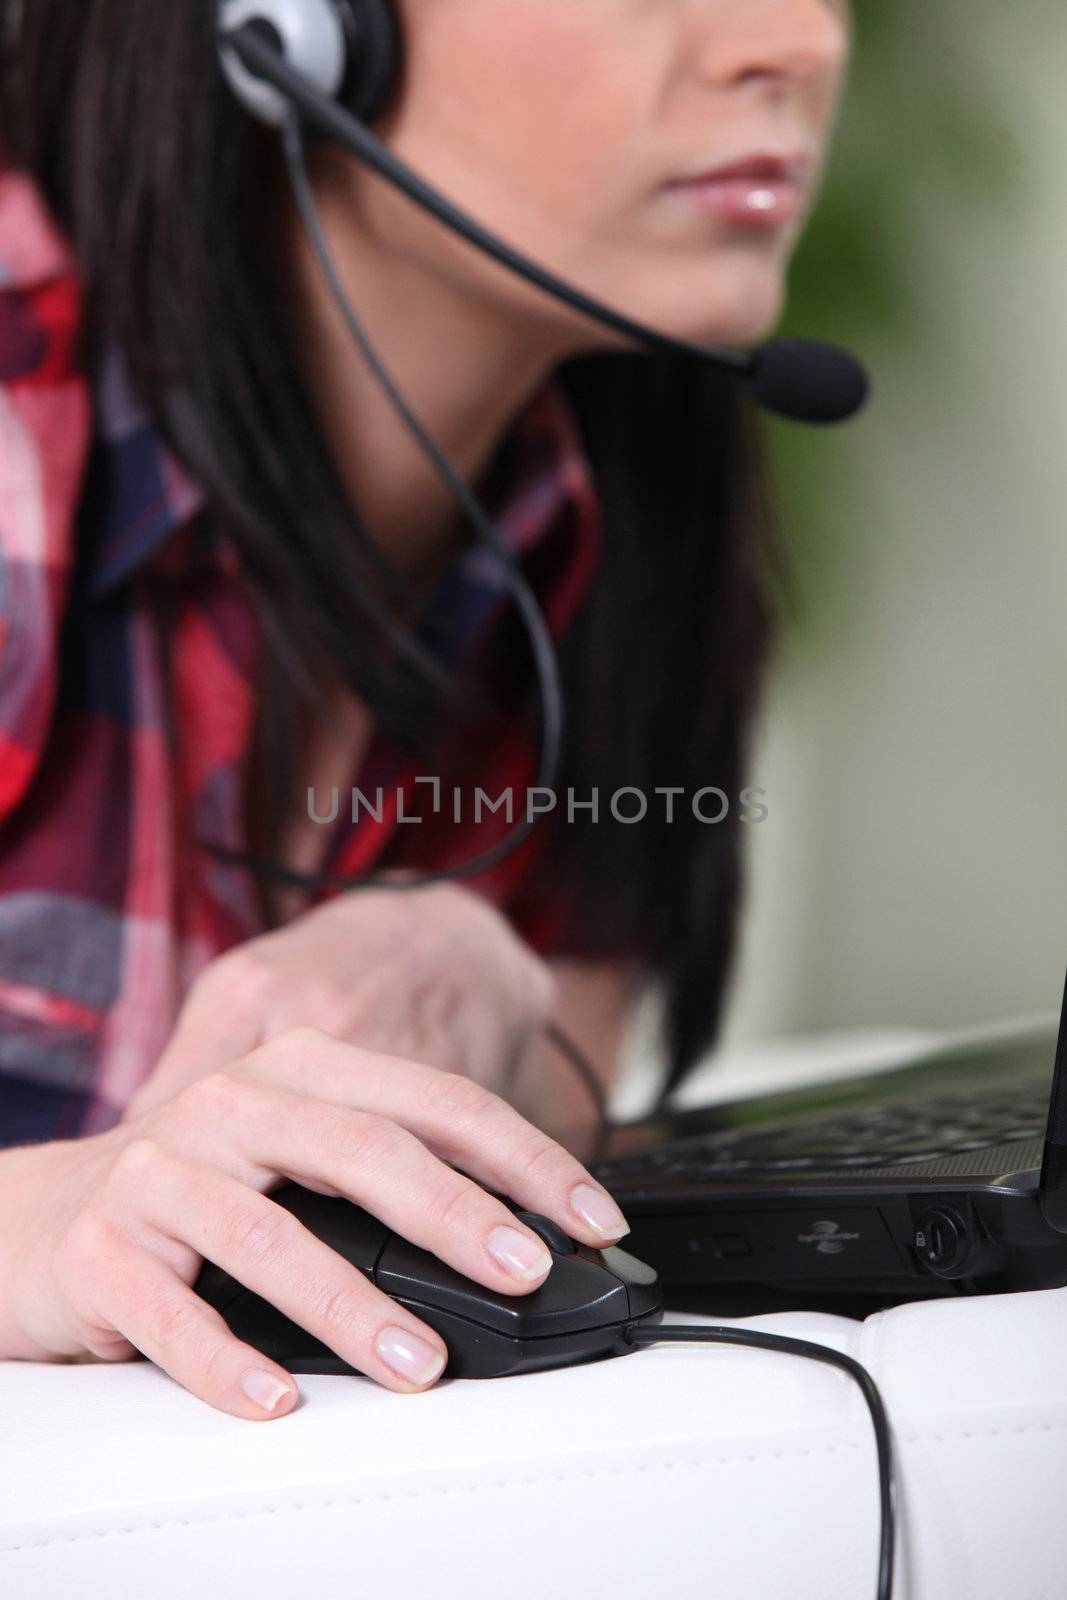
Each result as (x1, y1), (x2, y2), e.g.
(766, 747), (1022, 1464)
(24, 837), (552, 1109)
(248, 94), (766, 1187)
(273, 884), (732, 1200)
(690, 0), (851, 93)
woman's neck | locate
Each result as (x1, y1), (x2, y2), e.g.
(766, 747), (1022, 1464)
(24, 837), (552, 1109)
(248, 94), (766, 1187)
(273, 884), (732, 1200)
(284, 147), (564, 590)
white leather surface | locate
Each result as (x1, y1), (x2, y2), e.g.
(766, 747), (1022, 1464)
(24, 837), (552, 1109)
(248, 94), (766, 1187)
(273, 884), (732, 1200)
(2, 1288), (1065, 1600)
(3, 1028), (1065, 1599)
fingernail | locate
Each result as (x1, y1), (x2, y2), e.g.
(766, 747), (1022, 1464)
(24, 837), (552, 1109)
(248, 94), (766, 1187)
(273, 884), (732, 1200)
(569, 1182), (630, 1239)
(240, 1369), (295, 1413)
(376, 1325), (448, 1386)
(486, 1224), (553, 1281)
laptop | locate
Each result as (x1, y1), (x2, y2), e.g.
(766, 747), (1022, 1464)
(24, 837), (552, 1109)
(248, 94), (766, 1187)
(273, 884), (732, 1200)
(587, 971), (1067, 1299)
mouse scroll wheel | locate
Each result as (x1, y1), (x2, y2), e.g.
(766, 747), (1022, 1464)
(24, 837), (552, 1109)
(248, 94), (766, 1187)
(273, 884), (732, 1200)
(512, 1210), (578, 1255)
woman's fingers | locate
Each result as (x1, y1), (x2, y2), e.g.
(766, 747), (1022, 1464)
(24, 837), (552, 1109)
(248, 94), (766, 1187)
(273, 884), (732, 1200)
(98, 1236), (300, 1421)
(119, 1141), (450, 1394)
(85, 1024), (632, 1414)
(238, 1027), (631, 1248)
(209, 1078), (562, 1293)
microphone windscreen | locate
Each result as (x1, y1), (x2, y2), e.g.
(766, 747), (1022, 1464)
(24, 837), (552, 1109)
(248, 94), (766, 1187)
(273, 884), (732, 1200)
(747, 337), (870, 424)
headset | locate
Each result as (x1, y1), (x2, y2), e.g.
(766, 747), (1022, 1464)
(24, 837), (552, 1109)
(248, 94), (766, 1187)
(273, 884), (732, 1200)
(220, 0), (400, 126)
(212, 8), (895, 1596)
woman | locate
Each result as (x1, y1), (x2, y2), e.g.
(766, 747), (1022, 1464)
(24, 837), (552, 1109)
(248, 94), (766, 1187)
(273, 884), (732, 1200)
(0, 0), (851, 1416)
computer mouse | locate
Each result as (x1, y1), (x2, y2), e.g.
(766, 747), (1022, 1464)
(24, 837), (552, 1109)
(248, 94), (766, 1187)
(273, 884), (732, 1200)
(194, 1179), (664, 1379)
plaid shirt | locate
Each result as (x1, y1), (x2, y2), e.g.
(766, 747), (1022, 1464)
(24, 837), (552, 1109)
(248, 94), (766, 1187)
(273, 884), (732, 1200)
(0, 161), (603, 1146)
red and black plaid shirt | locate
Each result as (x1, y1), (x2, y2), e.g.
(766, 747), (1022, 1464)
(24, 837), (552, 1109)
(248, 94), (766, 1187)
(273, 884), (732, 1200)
(0, 161), (603, 1145)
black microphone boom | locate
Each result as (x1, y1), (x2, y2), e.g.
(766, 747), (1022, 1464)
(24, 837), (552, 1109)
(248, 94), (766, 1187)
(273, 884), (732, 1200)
(224, 21), (869, 426)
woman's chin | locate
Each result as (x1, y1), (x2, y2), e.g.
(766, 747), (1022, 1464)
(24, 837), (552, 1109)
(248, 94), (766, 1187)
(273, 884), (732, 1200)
(536, 260), (787, 363)
(659, 264), (788, 352)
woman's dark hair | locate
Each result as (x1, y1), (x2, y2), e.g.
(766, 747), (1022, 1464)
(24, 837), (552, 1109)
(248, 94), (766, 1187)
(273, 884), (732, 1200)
(0, 0), (785, 1104)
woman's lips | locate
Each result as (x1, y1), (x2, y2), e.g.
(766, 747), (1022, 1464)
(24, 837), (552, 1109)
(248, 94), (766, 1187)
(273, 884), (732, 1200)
(663, 153), (812, 229)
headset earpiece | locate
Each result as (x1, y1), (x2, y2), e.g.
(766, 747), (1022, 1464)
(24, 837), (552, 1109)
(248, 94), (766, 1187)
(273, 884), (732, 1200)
(219, 0), (400, 129)
(334, 0), (401, 124)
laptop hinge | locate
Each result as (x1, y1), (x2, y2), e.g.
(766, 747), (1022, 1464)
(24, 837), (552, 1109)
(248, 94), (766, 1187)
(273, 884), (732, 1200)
(1039, 1142), (1067, 1234)
(1039, 967), (1067, 1233)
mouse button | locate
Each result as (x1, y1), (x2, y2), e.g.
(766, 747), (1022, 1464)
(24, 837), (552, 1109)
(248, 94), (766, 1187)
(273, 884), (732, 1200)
(510, 1211), (577, 1255)
(601, 1243), (660, 1286)
(534, 1258), (631, 1331)
(376, 1239), (630, 1336)
(376, 1238), (515, 1327)
(600, 1244), (664, 1319)
(269, 1183), (391, 1275)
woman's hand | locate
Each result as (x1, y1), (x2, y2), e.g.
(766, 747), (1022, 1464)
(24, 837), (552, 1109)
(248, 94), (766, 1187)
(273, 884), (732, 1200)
(0, 1027), (631, 1418)
(128, 880), (558, 1120)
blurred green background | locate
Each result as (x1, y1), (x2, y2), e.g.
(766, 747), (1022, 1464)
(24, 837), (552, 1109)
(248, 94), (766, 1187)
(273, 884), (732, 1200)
(627, 1), (1067, 1089)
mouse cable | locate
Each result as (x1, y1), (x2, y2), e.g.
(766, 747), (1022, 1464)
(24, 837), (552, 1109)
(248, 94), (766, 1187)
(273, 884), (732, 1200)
(615, 1321), (897, 1600)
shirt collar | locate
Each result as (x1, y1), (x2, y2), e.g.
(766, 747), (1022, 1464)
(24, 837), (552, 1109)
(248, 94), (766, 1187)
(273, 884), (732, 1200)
(82, 342), (208, 597)
(413, 381), (603, 664)
(83, 339), (599, 607)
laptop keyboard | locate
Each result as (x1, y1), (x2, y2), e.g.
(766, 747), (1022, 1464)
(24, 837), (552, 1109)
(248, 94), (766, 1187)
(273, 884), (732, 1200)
(590, 1082), (1050, 1184)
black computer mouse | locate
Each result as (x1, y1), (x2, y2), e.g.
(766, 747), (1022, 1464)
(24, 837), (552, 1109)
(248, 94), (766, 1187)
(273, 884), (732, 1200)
(194, 1179), (664, 1379)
